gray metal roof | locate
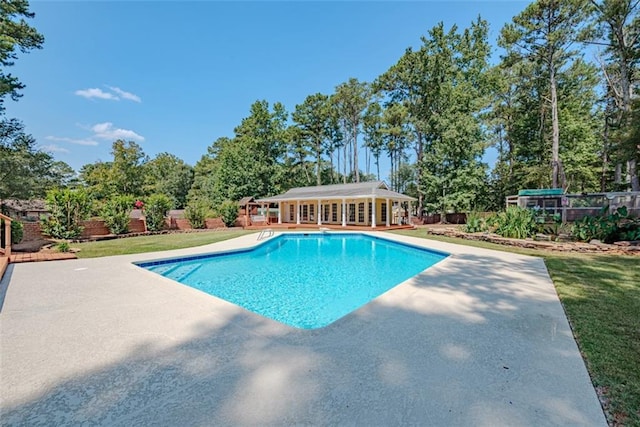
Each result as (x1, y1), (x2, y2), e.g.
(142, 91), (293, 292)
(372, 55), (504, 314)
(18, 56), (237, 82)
(238, 197), (256, 207)
(256, 181), (416, 202)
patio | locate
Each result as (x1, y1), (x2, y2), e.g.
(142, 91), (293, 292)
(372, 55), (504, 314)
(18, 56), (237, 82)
(0, 232), (606, 426)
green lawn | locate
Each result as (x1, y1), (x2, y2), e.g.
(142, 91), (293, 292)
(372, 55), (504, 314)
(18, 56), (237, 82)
(74, 228), (639, 425)
(392, 229), (640, 426)
(73, 229), (253, 258)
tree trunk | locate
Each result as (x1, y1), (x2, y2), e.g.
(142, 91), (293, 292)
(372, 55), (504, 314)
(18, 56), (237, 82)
(389, 150), (395, 190)
(343, 140), (347, 184)
(599, 2), (637, 191)
(353, 125), (359, 182)
(550, 62), (562, 189)
(316, 143), (322, 186)
(329, 151), (335, 184)
(615, 163), (622, 184)
(614, 24), (637, 191)
(336, 148), (341, 185)
(415, 131), (424, 218)
(601, 121), (609, 192)
(629, 160), (639, 191)
(365, 145), (370, 176)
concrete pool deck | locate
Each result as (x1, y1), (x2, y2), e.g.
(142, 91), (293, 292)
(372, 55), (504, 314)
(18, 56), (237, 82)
(0, 232), (606, 426)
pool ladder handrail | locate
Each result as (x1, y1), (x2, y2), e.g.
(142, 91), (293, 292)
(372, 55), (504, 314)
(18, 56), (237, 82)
(257, 228), (274, 241)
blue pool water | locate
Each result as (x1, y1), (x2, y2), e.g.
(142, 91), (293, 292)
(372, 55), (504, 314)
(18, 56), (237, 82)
(137, 233), (448, 329)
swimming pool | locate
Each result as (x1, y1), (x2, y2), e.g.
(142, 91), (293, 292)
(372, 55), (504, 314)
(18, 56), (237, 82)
(137, 233), (448, 329)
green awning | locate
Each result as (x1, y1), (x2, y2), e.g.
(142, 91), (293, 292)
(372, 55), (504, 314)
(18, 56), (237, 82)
(517, 188), (564, 196)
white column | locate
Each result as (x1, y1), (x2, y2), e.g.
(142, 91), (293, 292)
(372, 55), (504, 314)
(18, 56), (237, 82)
(371, 196), (376, 229)
(385, 198), (390, 227)
(296, 201), (301, 224)
(278, 202), (282, 224)
(342, 198), (347, 227)
(317, 200), (322, 226)
(407, 201), (412, 225)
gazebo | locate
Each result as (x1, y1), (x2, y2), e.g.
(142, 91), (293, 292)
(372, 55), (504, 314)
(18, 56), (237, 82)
(255, 181), (415, 229)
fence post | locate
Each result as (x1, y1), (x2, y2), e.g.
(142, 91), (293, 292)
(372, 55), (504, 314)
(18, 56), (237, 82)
(2, 214), (11, 258)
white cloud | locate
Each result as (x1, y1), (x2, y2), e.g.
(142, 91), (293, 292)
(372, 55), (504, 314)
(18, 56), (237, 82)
(45, 135), (99, 146)
(90, 122), (144, 142)
(108, 86), (141, 103)
(75, 86), (142, 103)
(74, 88), (118, 100)
(41, 144), (70, 153)
(45, 122), (144, 151)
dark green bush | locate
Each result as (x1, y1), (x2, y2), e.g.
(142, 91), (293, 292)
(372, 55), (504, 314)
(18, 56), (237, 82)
(185, 199), (209, 229)
(218, 200), (239, 228)
(145, 194), (172, 231)
(101, 195), (134, 234)
(572, 206), (640, 243)
(41, 188), (92, 239)
(0, 219), (24, 247)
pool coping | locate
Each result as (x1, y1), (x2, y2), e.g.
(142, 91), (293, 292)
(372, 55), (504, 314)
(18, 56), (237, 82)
(133, 231), (451, 266)
(0, 230), (607, 426)
(134, 232), (451, 329)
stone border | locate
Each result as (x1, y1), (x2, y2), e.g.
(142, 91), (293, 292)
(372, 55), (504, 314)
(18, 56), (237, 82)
(426, 226), (640, 255)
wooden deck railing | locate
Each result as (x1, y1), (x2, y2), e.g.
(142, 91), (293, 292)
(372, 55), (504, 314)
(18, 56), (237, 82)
(0, 212), (12, 258)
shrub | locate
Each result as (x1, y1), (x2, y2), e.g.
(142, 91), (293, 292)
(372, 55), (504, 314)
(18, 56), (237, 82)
(56, 241), (70, 253)
(534, 210), (563, 236)
(463, 211), (487, 233)
(88, 199), (104, 218)
(218, 200), (239, 228)
(572, 206), (640, 243)
(144, 194), (172, 232)
(0, 219), (24, 247)
(492, 206), (537, 239)
(185, 199), (208, 229)
(41, 188), (92, 239)
(101, 195), (134, 234)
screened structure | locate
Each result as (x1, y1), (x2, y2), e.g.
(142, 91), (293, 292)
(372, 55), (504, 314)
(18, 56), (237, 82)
(506, 189), (640, 222)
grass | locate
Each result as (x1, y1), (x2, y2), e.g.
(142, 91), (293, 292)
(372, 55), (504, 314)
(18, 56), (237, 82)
(74, 227), (639, 425)
(392, 229), (640, 426)
(72, 229), (253, 258)
(547, 255), (640, 426)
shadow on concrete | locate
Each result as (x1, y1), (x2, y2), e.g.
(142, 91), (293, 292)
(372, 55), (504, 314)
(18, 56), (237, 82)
(1, 251), (607, 426)
(0, 263), (14, 312)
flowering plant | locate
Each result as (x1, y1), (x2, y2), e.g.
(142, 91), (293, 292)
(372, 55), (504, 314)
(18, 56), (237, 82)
(134, 200), (144, 209)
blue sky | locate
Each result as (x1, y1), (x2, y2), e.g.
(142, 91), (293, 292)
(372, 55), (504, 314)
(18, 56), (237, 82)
(6, 1), (528, 178)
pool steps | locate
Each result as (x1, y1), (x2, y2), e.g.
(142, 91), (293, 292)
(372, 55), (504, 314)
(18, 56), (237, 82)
(154, 263), (203, 281)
